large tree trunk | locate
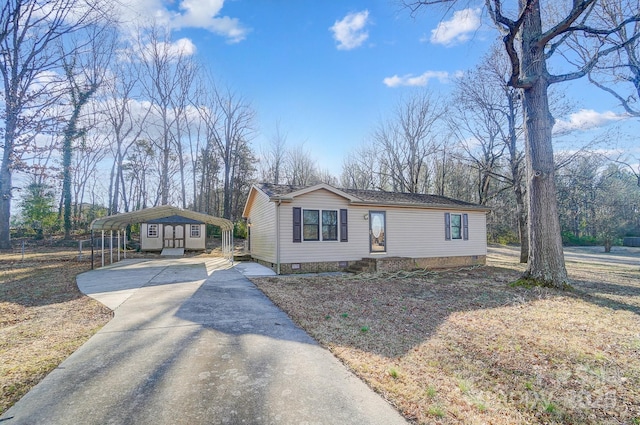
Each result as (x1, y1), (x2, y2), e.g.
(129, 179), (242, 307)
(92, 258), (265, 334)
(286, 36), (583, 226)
(0, 146), (12, 249)
(0, 110), (17, 249)
(62, 107), (81, 240)
(520, 1), (568, 287)
(515, 182), (529, 263)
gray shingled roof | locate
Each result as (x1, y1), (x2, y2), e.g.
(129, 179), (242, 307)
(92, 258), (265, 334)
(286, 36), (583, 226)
(147, 215), (203, 224)
(340, 188), (478, 207)
(259, 183), (307, 198)
(257, 183), (487, 209)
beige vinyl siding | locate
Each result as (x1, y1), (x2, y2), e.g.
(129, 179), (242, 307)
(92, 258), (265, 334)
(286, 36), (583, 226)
(279, 189), (368, 263)
(247, 189), (277, 263)
(383, 208), (486, 258)
(278, 189), (487, 263)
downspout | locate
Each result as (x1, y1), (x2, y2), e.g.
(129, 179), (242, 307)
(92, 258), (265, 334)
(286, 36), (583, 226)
(276, 200), (281, 275)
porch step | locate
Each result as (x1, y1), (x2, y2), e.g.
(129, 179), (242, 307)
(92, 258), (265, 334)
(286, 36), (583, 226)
(161, 248), (184, 256)
(234, 254), (253, 262)
(346, 258), (377, 274)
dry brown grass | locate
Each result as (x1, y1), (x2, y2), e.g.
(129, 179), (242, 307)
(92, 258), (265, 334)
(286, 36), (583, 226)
(0, 248), (112, 415)
(252, 251), (640, 424)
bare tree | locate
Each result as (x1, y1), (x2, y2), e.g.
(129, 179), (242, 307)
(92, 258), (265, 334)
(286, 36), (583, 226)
(191, 84), (221, 214)
(405, 0), (640, 287)
(71, 130), (107, 228)
(260, 121), (288, 184)
(169, 57), (198, 208)
(124, 139), (157, 210)
(374, 91), (445, 193)
(284, 143), (319, 186)
(0, 0), (106, 248)
(577, 0), (640, 117)
(137, 24), (190, 206)
(340, 145), (380, 190)
(103, 56), (149, 214)
(59, 23), (115, 238)
(450, 44), (528, 262)
(195, 82), (255, 219)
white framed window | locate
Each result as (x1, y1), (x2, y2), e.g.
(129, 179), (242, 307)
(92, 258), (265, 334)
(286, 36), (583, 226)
(451, 214), (462, 239)
(293, 208), (347, 243)
(445, 213), (468, 241)
(147, 224), (158, 238)
(190, 224), (201, 238)
(303, 210), (319, 241)
(322, 210), (338, 241)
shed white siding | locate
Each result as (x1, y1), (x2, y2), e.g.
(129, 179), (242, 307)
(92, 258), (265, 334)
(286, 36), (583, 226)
(185, 224), (206, 250)
(141, 223), (163, 250)
(140, 222), (206, 250)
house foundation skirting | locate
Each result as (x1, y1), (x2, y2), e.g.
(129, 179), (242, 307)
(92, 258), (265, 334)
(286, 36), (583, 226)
(252, 255), (486, 275)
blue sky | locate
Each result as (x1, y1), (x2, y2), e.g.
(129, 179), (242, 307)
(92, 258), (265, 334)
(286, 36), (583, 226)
(121, 0), (636, 175)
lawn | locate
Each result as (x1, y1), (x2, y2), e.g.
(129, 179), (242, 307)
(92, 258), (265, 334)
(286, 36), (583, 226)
(0, 247), (112, 415)
(252, 249), (640, 424)
(1, 244), (638, 424)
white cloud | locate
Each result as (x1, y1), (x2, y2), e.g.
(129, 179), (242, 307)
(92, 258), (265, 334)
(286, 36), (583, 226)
(430, 8), (481, 46)
(330, 10), (370, 50)
(118, 0), (248, 43)
(383, 71), (450, 88)
(135, 38), (197, 62)
(553, 109), (627, 133)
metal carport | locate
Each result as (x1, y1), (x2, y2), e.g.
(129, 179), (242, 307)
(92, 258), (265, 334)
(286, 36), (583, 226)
(90, 206), (234, 268)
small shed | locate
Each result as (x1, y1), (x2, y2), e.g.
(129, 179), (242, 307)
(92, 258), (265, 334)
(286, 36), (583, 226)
(90, 206), (234, 267)
(141, 215), (206, 251)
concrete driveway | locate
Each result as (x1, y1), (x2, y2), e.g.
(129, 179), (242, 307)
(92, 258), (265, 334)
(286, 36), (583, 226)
(0, 258), (407, 425)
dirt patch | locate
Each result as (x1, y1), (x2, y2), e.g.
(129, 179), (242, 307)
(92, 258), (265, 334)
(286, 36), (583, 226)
(0, 249), (112, 415)
(252, 253), (640, 424)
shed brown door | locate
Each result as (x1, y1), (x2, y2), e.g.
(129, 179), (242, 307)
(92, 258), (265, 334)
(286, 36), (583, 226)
(163, 225), (185, 248)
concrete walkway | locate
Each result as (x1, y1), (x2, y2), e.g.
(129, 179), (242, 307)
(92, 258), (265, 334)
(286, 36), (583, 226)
(0, 258), (407, 425)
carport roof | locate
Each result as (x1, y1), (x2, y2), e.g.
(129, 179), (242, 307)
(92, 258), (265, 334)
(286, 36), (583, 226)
(90, 206), (234, 231)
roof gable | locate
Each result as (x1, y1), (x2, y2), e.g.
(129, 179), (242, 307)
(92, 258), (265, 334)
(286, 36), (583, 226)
(258, 183), (358, 202)
(146, 215), (203, 224)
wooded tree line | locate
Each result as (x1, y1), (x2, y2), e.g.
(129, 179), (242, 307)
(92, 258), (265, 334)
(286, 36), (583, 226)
(2, 0), (639, 288)
(1, 0), (257, 246)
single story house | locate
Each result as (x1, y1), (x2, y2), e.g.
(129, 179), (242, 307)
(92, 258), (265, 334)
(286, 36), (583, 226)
(242, 183), (491, 274)
(141, 214), (206, 251)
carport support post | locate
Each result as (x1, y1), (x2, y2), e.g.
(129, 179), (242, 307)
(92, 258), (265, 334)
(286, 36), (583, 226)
(91, 230), (94, 270)
(110, 230), (113, 264)
(123, 229), (127, 259)
(101, 230), (105, 267)
(117, 230), (121, 262)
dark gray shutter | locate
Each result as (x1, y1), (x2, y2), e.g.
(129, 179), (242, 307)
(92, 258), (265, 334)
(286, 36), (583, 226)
(444, 212), (451, 240)
(293, 207), (301, 243)
(340, 209), (348, 242)
(463, 213), (469, 240)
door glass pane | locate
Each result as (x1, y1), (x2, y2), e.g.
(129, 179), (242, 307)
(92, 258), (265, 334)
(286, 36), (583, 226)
(370, 211), (386, 252)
